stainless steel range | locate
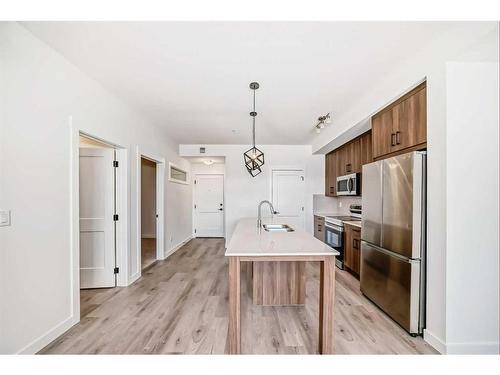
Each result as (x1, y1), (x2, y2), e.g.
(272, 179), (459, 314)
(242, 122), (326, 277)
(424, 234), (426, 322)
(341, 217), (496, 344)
(324, 204), (361, 269)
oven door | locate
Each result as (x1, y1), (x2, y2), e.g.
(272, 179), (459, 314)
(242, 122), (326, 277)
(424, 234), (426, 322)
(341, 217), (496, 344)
(325, 222), (344, 268)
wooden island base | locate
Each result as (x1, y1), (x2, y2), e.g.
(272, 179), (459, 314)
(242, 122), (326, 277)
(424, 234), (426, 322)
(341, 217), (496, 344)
(229, 255), (336, 354)
(246, 261), (306, 305)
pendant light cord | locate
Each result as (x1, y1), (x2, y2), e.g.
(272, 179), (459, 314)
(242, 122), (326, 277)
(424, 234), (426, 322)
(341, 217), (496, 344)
(252, 88), (256, 148)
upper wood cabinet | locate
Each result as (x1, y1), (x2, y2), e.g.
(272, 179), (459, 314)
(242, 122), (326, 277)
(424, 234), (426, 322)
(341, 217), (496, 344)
(395, 87), (427, 151)
(372, 107), (395, 158)
(325, 152), (336, 197)
(371, 82), (427, 160)
(325, 130), (372, 197)
(350, 138), (362, 174)
(360, 131), (373, 166)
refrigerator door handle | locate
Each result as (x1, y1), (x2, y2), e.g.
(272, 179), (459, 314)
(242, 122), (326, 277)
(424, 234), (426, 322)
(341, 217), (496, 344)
(361, 241), (418, 263)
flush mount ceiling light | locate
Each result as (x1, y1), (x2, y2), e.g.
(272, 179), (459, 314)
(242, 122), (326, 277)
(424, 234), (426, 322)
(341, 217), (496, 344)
(243, 82), (264, 177)
(203, 159), (214, 165)
(314, 113), (332, 134)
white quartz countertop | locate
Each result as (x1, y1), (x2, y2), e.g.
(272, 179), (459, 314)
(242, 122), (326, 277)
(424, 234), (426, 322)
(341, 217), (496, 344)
(225, 218), (339, 257)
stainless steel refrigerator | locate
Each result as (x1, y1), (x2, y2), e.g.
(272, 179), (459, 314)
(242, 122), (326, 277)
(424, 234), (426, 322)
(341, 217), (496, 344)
(360, 151), (426, 336)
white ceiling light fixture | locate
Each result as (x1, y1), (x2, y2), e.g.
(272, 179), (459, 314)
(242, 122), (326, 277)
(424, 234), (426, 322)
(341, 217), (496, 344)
(203, 159), (215, 165)
(314, 113), (331, 134)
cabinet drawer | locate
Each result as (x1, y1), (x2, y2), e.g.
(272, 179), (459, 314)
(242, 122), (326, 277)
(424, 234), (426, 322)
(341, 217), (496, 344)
(314, 216), (325, 241)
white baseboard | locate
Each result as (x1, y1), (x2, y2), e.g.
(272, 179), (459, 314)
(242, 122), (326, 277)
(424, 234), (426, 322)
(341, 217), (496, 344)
(424, 329), (499, 354)
(446, 341), (500, 355)
(141, 234), (156, 239)
(127, 271), (141, 286)
(165, 235), (193, 259)
(17, 314), (79, 354)
(424, 329), (446, 354)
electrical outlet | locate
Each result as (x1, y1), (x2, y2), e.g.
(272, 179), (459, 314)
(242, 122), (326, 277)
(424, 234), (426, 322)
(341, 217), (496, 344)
(0, 210), (11, 227)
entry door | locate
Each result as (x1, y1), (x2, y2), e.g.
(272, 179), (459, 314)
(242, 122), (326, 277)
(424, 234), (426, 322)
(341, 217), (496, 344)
(79, 148), (116, 289)
(194, 174), (224, 237)
(271, 169), (305, 229)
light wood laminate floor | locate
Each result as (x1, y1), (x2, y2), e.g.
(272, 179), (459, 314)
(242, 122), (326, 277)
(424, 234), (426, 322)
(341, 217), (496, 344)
(141, 238), (157, 270)
(40, 238), (437, 354)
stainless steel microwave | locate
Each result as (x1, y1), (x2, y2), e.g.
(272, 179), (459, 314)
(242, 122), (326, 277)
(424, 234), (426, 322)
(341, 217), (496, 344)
(336, 173), (360, 196)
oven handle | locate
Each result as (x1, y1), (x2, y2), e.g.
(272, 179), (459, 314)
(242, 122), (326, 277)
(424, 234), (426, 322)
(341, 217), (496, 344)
(348, 178), (353, 193)
(325, 222), (344, 232)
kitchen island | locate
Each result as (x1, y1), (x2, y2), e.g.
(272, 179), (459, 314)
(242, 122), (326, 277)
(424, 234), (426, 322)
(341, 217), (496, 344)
(225, 218), (339, 354)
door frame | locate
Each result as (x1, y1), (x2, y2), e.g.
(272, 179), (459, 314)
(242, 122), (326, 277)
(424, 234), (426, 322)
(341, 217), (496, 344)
(269, 166), (306, 230)
(193, 173), (225, 238)
(70, 122), (129, 326)
(135, 148), (166, 281)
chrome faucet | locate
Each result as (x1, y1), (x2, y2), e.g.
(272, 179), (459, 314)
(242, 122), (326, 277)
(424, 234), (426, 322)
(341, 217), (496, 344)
(257, 200), (278, 228)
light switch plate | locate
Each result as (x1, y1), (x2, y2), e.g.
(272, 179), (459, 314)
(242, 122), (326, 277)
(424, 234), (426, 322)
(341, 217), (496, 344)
(0, 210), (11, 227)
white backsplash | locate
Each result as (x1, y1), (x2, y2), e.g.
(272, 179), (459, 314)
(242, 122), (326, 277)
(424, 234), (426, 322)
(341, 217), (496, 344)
(313, 194), (362, 215)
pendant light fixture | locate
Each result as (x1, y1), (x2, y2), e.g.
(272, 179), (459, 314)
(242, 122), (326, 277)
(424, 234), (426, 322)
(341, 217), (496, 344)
(243, 82), (265, 177)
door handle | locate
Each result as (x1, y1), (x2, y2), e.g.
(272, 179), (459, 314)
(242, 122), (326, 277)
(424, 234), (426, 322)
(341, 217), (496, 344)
(396, 131), (401, 145)
(391, 133), (396, 146)
(218, 208), (223, 211)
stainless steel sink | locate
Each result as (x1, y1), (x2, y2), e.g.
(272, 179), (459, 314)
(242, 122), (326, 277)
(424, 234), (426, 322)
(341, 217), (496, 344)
(262, 224), (294, 232)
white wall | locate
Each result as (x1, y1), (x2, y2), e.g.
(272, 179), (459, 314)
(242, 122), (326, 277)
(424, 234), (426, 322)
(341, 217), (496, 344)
(311, 23), (499, 353)
(445, 62), (499, 354)
(191, 162), (226, 176)
(180, 145), (324, 240)
(141, 158), (156, 238)
(0, 23), (192, 354)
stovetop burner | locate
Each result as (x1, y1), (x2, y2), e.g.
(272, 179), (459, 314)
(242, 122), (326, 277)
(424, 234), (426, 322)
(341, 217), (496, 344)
(327, 215), (361, 221)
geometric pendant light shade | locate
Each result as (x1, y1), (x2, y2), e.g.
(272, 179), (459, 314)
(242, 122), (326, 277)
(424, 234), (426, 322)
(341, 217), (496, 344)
(243, 82), (265, 177)
(244, 146), (265, 177)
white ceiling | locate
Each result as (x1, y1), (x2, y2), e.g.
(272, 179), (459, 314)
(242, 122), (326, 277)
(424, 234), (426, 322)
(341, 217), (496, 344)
(23, 22), (461, 145)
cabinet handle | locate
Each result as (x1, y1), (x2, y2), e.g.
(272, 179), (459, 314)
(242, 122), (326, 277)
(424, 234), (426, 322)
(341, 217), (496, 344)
(318, 225), (322, 232)
(396, 131), (401, 145)
(353, 239), (359, 249)
(391, 133), (396, 146)
(346, 163), (352, 172)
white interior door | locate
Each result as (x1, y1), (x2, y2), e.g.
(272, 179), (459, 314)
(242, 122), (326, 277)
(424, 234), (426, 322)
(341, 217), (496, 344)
(194, 174), (224, 237)
(272, 169), (305, 230)
(79, 148), (116, 289)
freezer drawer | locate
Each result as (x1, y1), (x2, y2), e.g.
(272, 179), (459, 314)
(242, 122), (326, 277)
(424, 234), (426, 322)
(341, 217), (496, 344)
(360, 241), (422, 334)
